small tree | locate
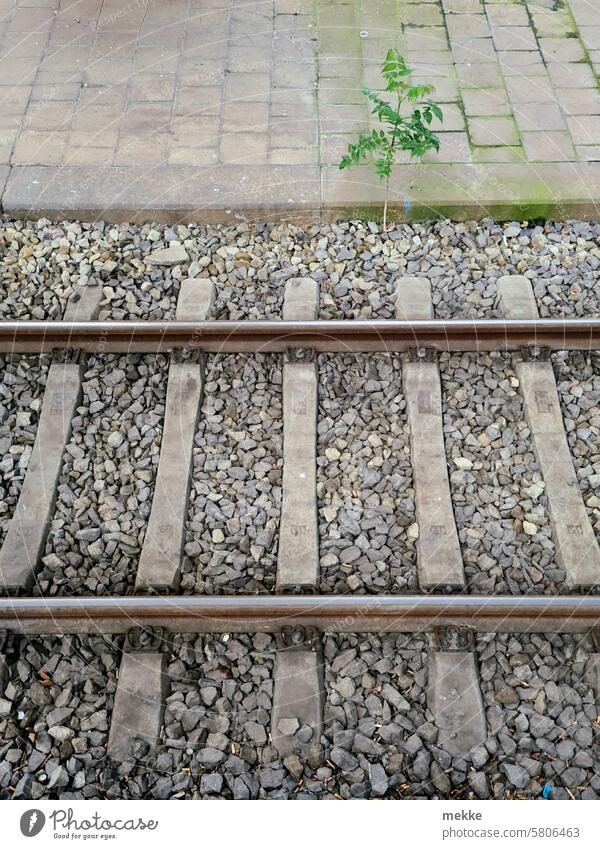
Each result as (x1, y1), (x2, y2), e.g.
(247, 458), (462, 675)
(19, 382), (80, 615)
(339, 49), (443, 231)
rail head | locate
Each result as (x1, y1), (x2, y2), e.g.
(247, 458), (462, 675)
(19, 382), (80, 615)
(0, 319), (598, 353)
(1, 595), (599, 635)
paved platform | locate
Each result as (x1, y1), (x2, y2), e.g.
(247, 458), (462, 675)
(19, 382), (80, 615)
(1, 0), (600, 222)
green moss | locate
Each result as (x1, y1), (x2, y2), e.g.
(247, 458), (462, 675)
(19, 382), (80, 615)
(330, 198), (573, 224)
(328, 168), (580, 224)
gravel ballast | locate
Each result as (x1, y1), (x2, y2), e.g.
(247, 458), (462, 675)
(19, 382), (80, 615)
(440, 351), (559, 594)
(2, 216), (600, 799)
(36, 354), (168, 596)
(183, 354), (283, 595)
(2, 631), (597, 800)
(0, 355), (50, 547)
(0, 217), (598, 595)
(2, 218), (600, 323)
(0, 633), (120, 800)
(317, 353), (417, 593)
(553, 352), (600, 545)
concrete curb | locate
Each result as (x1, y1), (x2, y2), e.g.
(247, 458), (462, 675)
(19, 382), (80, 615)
(3, 162), (600, 224)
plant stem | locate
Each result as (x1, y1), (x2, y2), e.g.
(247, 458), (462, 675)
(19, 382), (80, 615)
(382, 90), (404, 231)
(383, 180), (389, 231)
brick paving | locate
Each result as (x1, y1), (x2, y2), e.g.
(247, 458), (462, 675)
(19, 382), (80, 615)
(0, 0), (600, 221)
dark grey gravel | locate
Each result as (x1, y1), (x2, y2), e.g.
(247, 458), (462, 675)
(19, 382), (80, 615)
(0, 633), (120, 800)
(35, 354), (168, 596)
(553, 352), (600, 545)
(318, 354), (417, 593)
(182, 355), (282, 594)
(441, 351), (560, 594)
(2, 219), (600, 597)
(2, 217), (600, 800)
(0, 355), (50, 546)
(477, 632), (599, 800)
(1, 630), (598, 799)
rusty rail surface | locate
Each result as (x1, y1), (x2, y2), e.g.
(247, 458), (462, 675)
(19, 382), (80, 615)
(0, 318), (598, 353)
(1, 595), (599, 635)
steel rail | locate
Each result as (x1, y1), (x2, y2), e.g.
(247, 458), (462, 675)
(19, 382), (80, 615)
(0, 319), (598, 353)
(0, 595), (599, 635)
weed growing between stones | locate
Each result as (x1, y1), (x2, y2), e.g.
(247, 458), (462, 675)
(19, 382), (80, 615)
(339, 49), (443, 231)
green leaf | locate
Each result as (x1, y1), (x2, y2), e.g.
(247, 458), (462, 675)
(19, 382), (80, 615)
(381, 47), (412, 92)
(375, 157), (392, 180)
(338, 49), (443, 178)
(406, 84), (434, 100)
(428, 102), (444, 122)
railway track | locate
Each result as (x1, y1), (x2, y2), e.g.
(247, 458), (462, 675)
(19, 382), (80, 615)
(1, 273), (600, 797)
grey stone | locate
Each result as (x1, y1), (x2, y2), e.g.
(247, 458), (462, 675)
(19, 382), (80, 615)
(330, 747), (358, 771)
(196, 748), (227, 767)
(283, 754), (304, 780)
(502, 762), (530, 789)
(260, 768), (285, 789)
(412, 751), (430, 781)
(369, 763), (388, 796)
(200, 774), (224, 794)
(380, 683), (410, 712)
(146, 244), (189, 266)
(244, 721), (267, 745)
(277, 718), (300, 736)
(469, 771), (490, 799)
(529, 714), (555, 737)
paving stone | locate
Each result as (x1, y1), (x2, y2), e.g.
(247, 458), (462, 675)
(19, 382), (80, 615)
(502, 762), (529, 789)
(455, 62), (504, 89)
(499, 51), (546, 77)
(446, 14), (490, 40)
(584, 655), (600, 707)
(487, 4), (529, 27)
(146, 244), (189, 266)
(539, 38), (586, 64)
(0, 1), (599, 226)
(579, 27), (600, 50)
(577, 146), (600, 162)
(521, 132), (575, 163)
(442, 0), (481, 13)
(461, 89), (510, 117)
(451, 38), (497, 64)
(4, 627), (599, 799)
(554, 88), (600, 116)
(505, 75), (556, 105)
